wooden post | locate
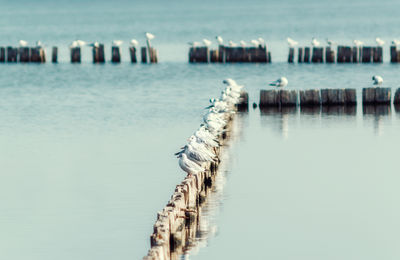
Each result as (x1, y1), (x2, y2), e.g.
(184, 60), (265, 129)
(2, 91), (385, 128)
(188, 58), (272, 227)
(298, 47), (303, 63)
(300, 89), (320, 106)
(129, 47), (137, 63)
(288, 48), (294, 63)
(0, 47), (5, 62)
(337, 46), (344, 63)
(52, 47), (58, 63)
(321, 89), (346, 105)
(361, 47), (372, 63)
(390, 46), (397, 63)
(7, 47), (17, 62)
(352, 47), (359, 63)
(218, 45), (225, 63)
(343, 46), (352, 62)
(393, 88), (400, 105)
(267, 51), (271, 63)
(311, 47), (323, 63)
(304, 47), (311, 63)
(259, 90), (280, 107)
(149, 47), (158, 63)
(39, 47), (46, 63)
(71, 47), (81, 63)
(189, 47), (208, 63)
(19, 47), (30, 62)
(141, 47), (147, 63)
(209, 50), (218, 62)
(363, 87), (391, 104)
(373, 46), (383, 63)
(111, 46), (121, 63)
(325, 46), (335, 63)
(345, 89), (357, 105)
(237, 91), (249, 111)
(279, 90), (298, 106)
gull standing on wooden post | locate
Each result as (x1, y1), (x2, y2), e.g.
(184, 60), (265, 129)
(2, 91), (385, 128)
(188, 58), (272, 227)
(203, 39), (212, 47)
(311, 38), (320, 47)
(372, 75), (383, 86)
(216, 36), (223, 45)
(375, 38), (385, 46)
(130, 39), (139, 47)
(19, 40), (28, 47)
(112, 40), (123, 47)
(269, 77), (288, 88)
(287, 37), (298, 47)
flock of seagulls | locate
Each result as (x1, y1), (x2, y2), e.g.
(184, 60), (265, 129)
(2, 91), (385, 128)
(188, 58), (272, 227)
(176, 79), (244, 176)
(189, 36), (266, 48)
(268, 75), (383, 89)
(286, 37), (389, 47)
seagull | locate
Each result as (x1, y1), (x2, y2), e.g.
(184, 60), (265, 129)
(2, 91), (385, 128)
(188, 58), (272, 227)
(87, 42), (100, 48)
(228, 40), (237, 47)
(203, 39), (212, 47)
(311, 38), (320, 47)
(76, 40), (86, 47)
(353, 40), (364, 47)
(258, 37), (265, 47)
(178, 153), (204, 176)
(130, 39), (139, 47)
(391, 39), (400, 46)
(19, 40), (28, 47)
(269, 77), (288, 88)
(239, 40), (246, 47)
(287, 37), (298, 47)
(376, 37), (385, 46)
(372, 75), (383, 86)
(326, 39), (336, 46)
(145, 32), (155, 40)
(35, 41), (43, 47)
(112, 40), (123, 46)
(188, 41), (201, 47)
(250, 39), (259, 47)
(216, 36), (223, 45)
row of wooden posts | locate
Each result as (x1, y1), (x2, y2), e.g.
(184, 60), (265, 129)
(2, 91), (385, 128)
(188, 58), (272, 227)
(259, 87), (400, 107)
(189, 46), (271, 63)
(0, 45), (158, 63)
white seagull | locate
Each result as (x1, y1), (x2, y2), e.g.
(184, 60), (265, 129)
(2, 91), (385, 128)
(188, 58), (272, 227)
(87, 42), (100, 48)
(258, 37), (265, 47)
(178, 153), (204, 176)
(311, 38), (320, 47)
(188, 41), (201, 47)
(35, 40), (43, 47)
(216, 36), (223, 45)
(145, 32), (155, 40)
(287, 37), (298, 47)
(250, 39), (259, 47)
(392, 39), (400, 46)
(376, 37), (385, 46)
(269, 77), (288, 88)
(353, 40), (364, 47)
(326, 39), (336, 46)
(239, 40), (246, 47)
(228, 40), (237, 47)
(372, 75), (383, 86)
(19, 40), (28, 47)
(203, 39), (212, 47)
(130, 39), (139, 47)
(76, 40), (86, 47)
(112, 40), (123, 46)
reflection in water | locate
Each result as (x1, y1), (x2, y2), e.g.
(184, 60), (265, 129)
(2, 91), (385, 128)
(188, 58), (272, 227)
(260, 106), (296, 139)
(179, 112), (246, 259)
(300, 106), (321, 116)
(363, 105), (392, 136)
(395, 104), (400, 114)
(321, 105), (357, 116)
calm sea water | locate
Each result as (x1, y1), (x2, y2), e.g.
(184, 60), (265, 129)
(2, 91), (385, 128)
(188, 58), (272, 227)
(1, 0), (400, 259)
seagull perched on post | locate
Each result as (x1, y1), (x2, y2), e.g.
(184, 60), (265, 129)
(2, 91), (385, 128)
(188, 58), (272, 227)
(188, 41), (201, 47)
(228, 40), (237, 47)
(250, 39), (259, 47)
(287, 37), (298, 47)
(258, 37), (265, 47)
(311, 38), (320, 47)
(87, 42), (100, 48)
(326, 39), (336, 46)
(130, 39), (139, 47)
(216, 36), (223, 45)
(19, 40), (28, 47)
(239, 40), (246, 47)
(112, 40), (123, 46)
(269, 77), (288, 88)
(145, 32), (155, 40)
(353, 40), (364, 47)
(203, 39), (212, 47)
(375, 37), (385, 46)
(36, 41), (44, 47)
(372, 75), (383, 86)
(391, 39), (400, 46)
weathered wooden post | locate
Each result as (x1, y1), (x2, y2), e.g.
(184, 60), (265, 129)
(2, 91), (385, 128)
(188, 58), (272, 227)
(259, 90), (280, 107)
(19, 47), (30, 62)
(390, 45), (397, 63)
(361, 47), (372, 63)
(320, 89), (353, 105)
(7, 47), (17, 62)
(209, 49), (218, 62)
(111, 46), (121, 63)
(39, 47), (46, 63)
(352, 46), (359, 63)
(298, 47), (303, 63)
(0, 47), (5, 62)
(237, 91), (249, 111)
(146, 39), (158, 63)
(267, 51), (271, 63)
(279, 90), (298, 106)
(141, 47), (147, 63)
(345, 89), (357, 105)
(92, 44), (105, 63)
(189, 47), (209, 63)
(70, 47), (81, 63)
(394, 88), (400, 105)
(52, 47), (58, 63)
(288, 48), (294, 63)
(129, 47), (137, 63)
(337, 46), (344, 63)
(372, 46), (383, 63)
(363, 87), (391, 104)
(300, 89), (320, 106)
(304, 47), (311, 63)
(311, 47), (323, 63)
(325, 46), (335, 63)
(343, 46), (352, 62)
(30, 47), (40, 62)
(218, 45), (225, 63)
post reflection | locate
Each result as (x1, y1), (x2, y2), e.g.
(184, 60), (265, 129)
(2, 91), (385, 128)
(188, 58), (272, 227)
(260, 106), (296, 139)
(363, 104), (391, 136)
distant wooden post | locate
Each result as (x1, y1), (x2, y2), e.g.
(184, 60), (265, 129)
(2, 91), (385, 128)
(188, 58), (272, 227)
(298, 47), (303, 63)
(343, 47), (352, 62)
(300, 89), (321, 106)
(325, 46), (335, 63)
(304, 47), (311, 63)
(129, 47), (137, 63)
(267, 51), (271, 63)
(93, 44), (105, 63)
(71, 47), (81, 63)
(363, 87), (391, 104)
(372, 46), (383, 63)
(311, 47), (323, 63)
(7, 47), (17, 62)
(352, 47), (359, 63)
(39, 47), (46, 63)
(361, 47), (372, 63)
(209, 49), (218, 62)
(390, 46), (397, 63)
(337, 46), (344, 63)
(146, 39), (158, 63)
(111, 46), (121, 63)
(259, 90), (280, 107)
(218, 45), (225, 63)
(0, 47), (5, 62)
(141, 47), (147, 63)
(279, 90), (298, 106)
(52, 47), (58, 63)
(288, 48), (294, 63)
(30, 47), (40, 62)
(393, 88), (400, 105)
(19, 47), (30, 62)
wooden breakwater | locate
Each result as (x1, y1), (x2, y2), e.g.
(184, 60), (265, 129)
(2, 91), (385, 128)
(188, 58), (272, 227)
(289, 46), (383, 64)
(189, 45), (271, 63)
(260, 87), (398, 107)
(143, 91), (248, 260)
(0, 46), (47, 63)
